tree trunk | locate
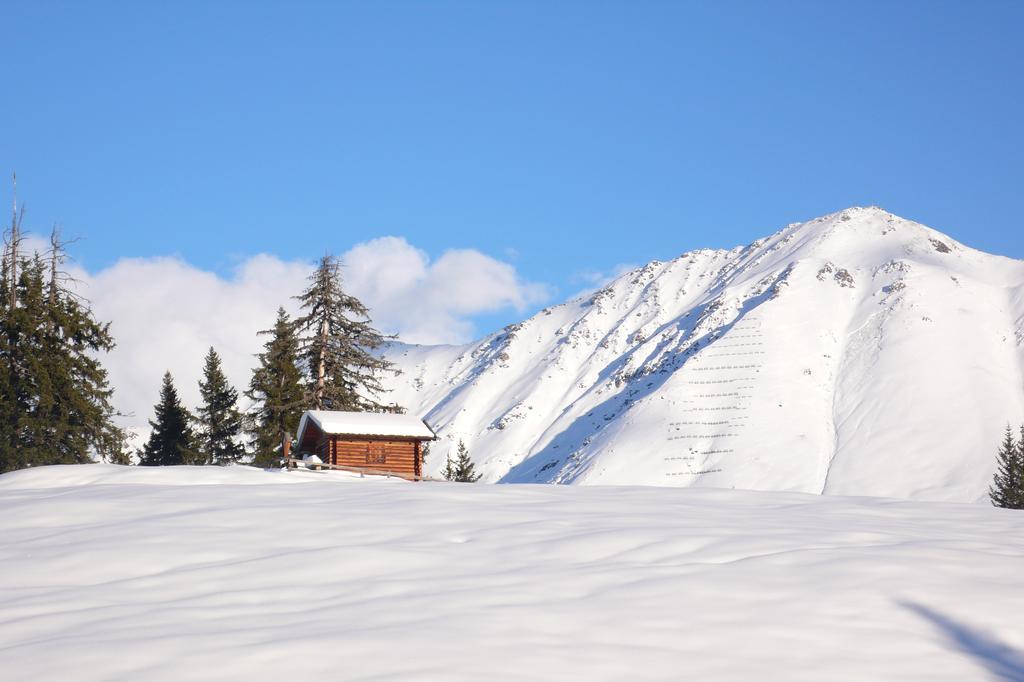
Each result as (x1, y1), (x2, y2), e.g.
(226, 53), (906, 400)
(315, 317), (327, 409)
(8, 173), (18, 310)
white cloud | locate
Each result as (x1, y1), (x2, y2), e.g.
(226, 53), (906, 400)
(342, 238), (550, 345)
(49, 238), (548, 434)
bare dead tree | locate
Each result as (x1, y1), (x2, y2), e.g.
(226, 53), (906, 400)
(5, 172), (25, 309)
(47, 224), (83, 295)
(48, 224), (60, 311)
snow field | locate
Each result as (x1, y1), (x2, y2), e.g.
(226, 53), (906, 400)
(1, 465), (1023, 680)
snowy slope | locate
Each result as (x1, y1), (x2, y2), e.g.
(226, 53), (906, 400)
(1, 465), (1023, 681)
(384, 207), (1024, 501)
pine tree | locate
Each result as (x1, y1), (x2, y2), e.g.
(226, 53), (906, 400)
(443, 450), (456, 481)
(196, 347), (245, 465)
(40, 230), (128, 465)
(989, 425), (1022, 509)
(1, 220), (127, 471)
(444, 439), (481, 483)
(1, 180), (37, 471)
(246, 308), (304, 466)
(292, 255), (396, 412)
(1015, 424), (1024, 507)
(139, 372), (197, 466)
(1019, 423), (1024, 484)
(1, 255), (49, 469)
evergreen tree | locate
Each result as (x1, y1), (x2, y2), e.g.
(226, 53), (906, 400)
(989, 425), (1023, 509)
(139, 372), (197, 466)
(40, 230), (128, 465)
(444, 439), (481, 483)
(1019, 423), (1024, 483)
(196, 347), (245, 465)
(292, 255), (396, 412)
(0, 182), (27, 472)
(443, 450), (456, 481)
(1, 220), (127, 472)
(1, 255), (49, 469)
(246, 308), (304, 467)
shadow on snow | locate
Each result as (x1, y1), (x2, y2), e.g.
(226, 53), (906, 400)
(901, 601), (1024, 682)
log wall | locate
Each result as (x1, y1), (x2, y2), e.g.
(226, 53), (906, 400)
(326, 437), (421, 478)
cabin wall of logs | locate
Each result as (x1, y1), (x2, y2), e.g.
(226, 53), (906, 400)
(314, 436), (422, 478)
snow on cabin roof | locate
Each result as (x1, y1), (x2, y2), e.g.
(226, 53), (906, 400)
(297, 410), (436, 442)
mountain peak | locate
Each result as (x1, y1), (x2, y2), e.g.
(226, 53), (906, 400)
(384, 206), (1024, 501)
(746, 205), (975, 271)
(836, 205), (897, 218)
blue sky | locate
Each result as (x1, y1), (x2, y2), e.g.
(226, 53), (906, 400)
(4, 1), (1023, 336)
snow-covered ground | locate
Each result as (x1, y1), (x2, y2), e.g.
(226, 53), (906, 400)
(2, 465), (1023, 681)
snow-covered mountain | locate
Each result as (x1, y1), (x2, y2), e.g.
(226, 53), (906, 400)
(384, 207), (1024, 501)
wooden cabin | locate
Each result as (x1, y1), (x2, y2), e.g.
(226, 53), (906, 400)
(294, 410), (436, 479)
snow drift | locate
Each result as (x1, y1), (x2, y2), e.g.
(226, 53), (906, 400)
(384, 207), (1024, 501)
(1, 465), (1022, 681)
